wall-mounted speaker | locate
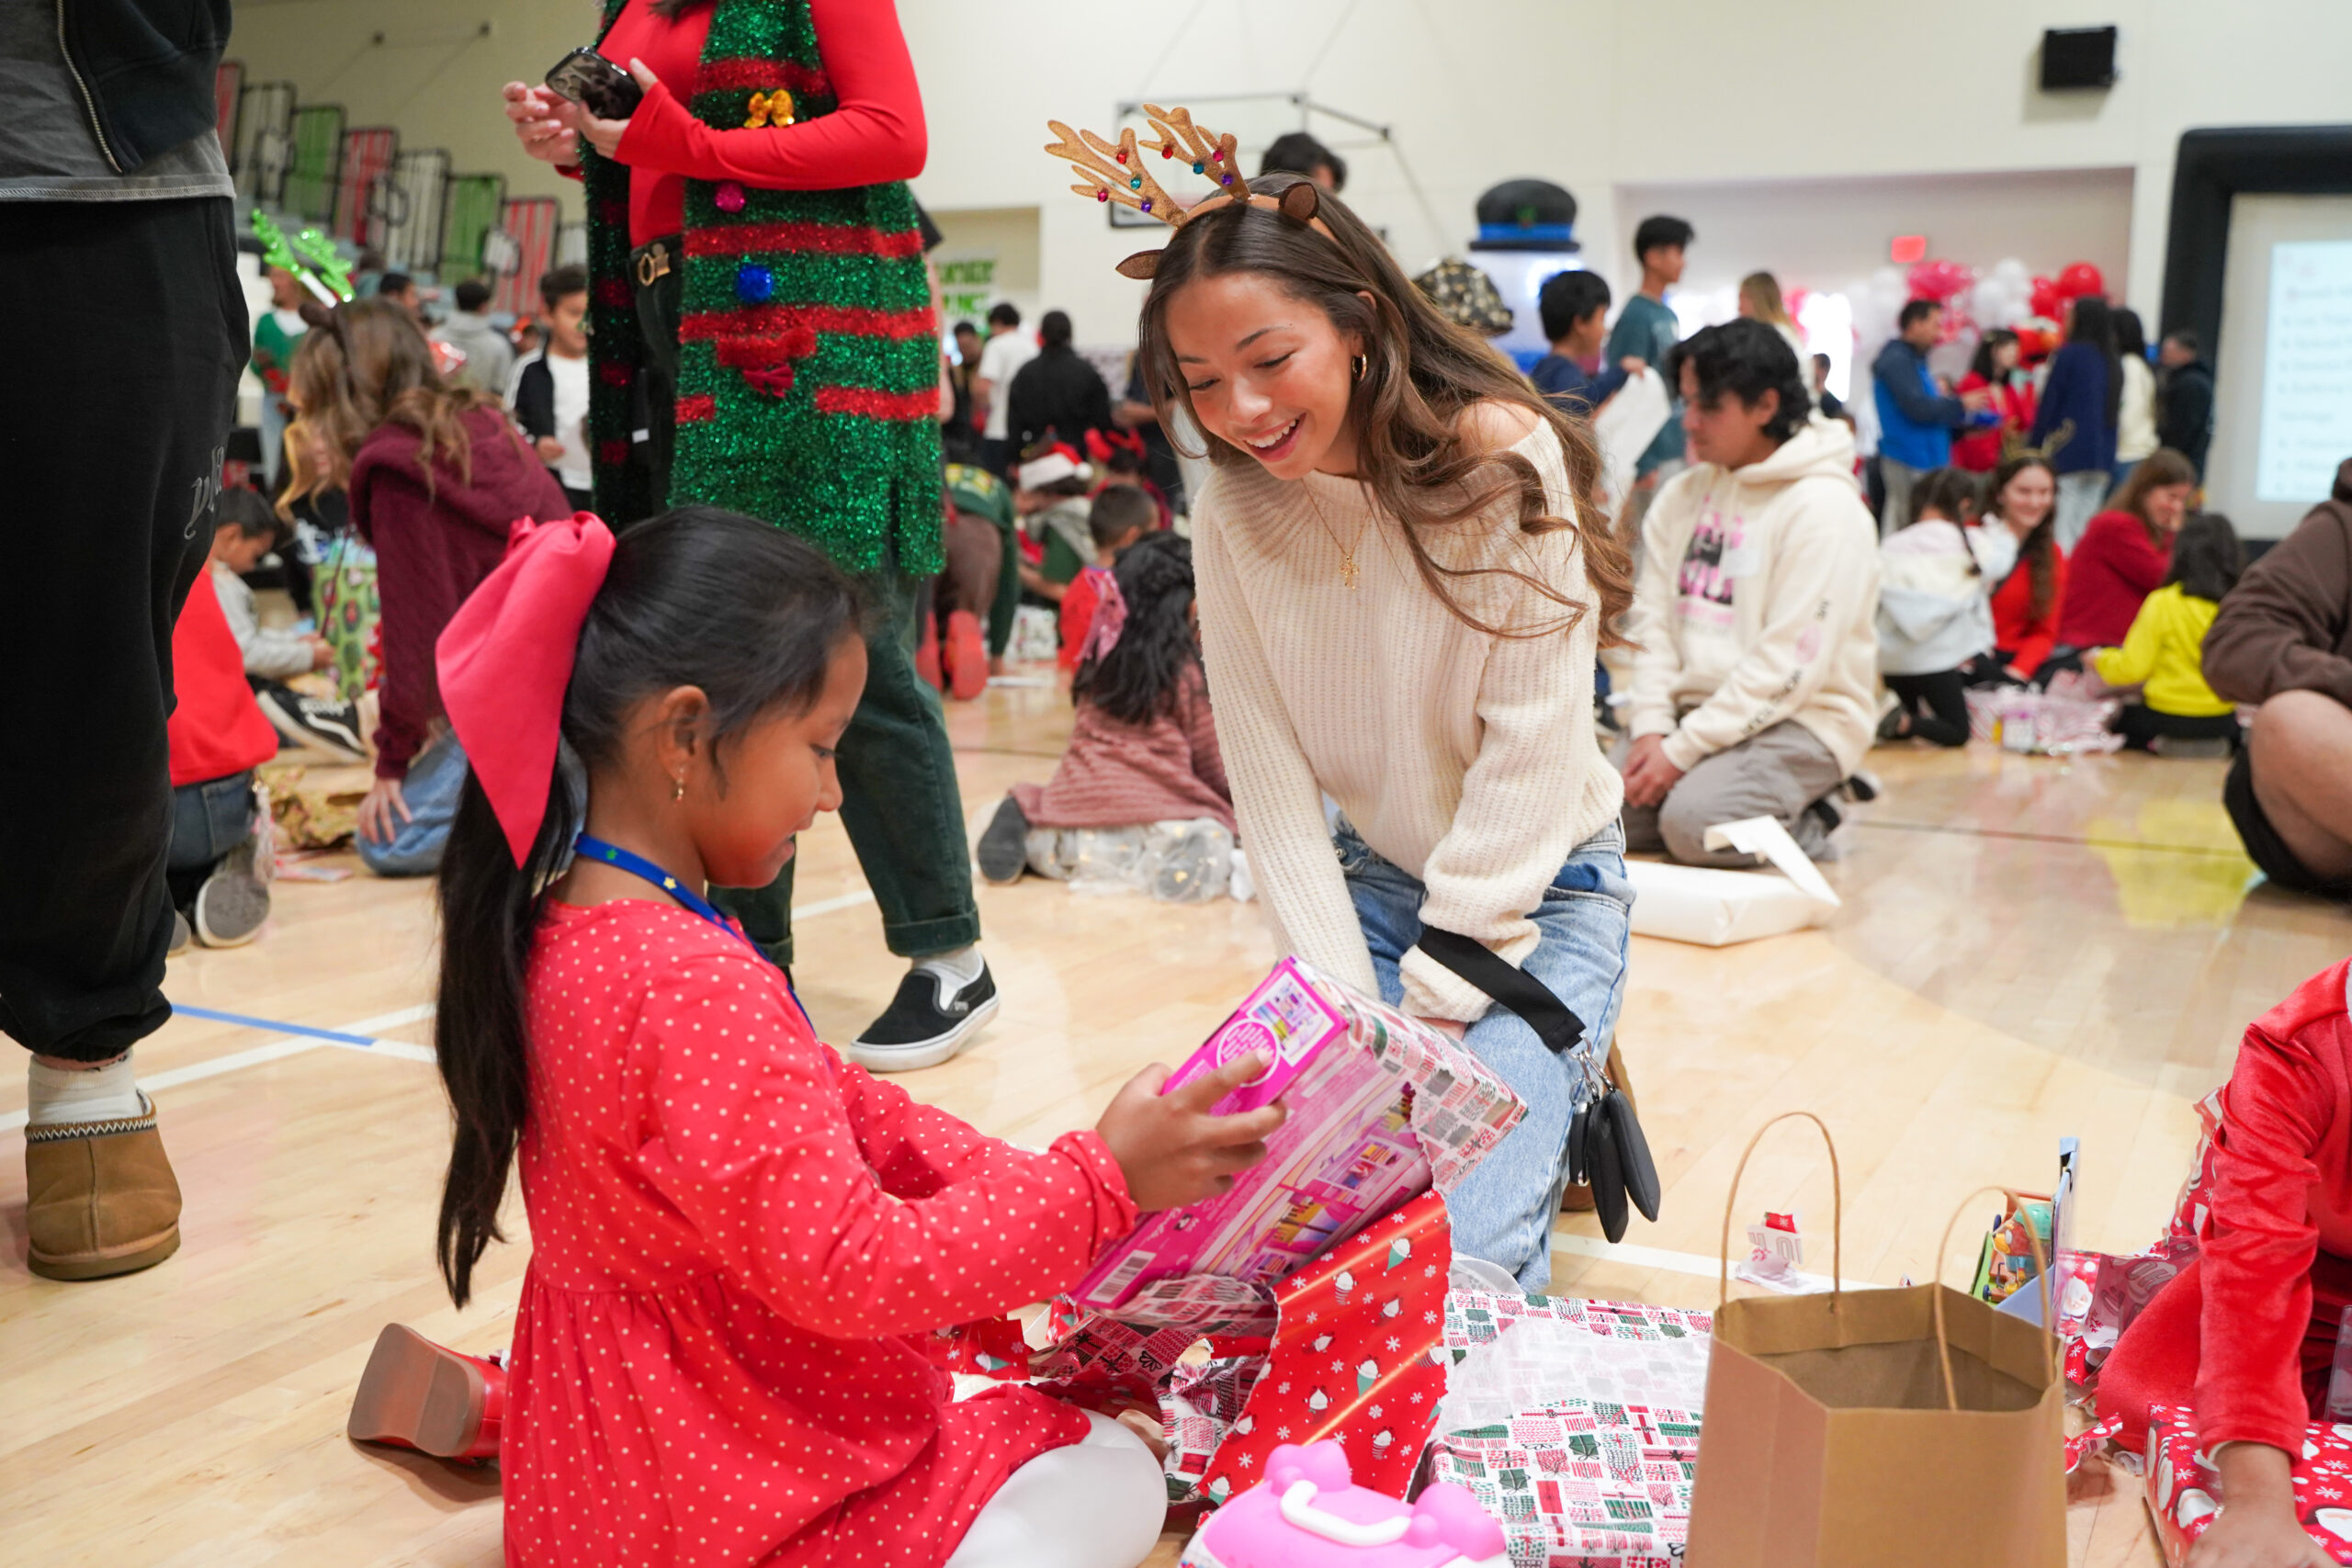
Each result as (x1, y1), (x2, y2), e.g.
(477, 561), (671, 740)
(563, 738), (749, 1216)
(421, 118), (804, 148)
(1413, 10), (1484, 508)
(2041, 27), (2119, 90)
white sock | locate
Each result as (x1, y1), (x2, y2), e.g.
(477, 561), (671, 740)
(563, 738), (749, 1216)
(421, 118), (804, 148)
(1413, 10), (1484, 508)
(27, 1054), (143, 1128)
(918, 945), (985, 985)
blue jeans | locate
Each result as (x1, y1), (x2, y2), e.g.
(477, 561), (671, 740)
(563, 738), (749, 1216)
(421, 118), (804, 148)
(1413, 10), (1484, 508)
(357, 730), (467, 877)
(168, 770), (255, 876)
(1336, 819), (1634, 1292)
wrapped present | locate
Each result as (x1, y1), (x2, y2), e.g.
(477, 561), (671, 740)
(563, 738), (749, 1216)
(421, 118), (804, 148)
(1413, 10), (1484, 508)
(1164, 1356), (1263, 1503)
(911, 1315), (1032, 1382)
(1198, 1190), (1453, 1505)
(2147, 1404), (2352, 1563)
(2059, 1235), (2198, 1402)
(258, 761), (369, 849)
(1442, 1293), (1711, 1435)
(1433, 1400), (1697, 1567)
(1069, 959), (1521, 1314)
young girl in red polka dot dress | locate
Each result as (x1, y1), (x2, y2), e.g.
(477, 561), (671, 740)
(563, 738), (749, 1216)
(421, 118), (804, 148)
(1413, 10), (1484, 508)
(346, 508), (1284, 1567)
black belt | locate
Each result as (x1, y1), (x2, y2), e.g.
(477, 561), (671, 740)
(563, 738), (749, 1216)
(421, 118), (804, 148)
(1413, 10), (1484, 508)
(1416, 926), (1661, 1243)
(630, 234), (681, 288)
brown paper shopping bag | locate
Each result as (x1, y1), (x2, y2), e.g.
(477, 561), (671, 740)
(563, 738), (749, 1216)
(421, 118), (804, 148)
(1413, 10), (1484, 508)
(1683, 1113), (2066, 1567)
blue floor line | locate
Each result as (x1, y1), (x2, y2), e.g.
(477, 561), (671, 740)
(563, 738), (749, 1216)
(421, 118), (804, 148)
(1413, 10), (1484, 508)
(170, 1002), (388, 1048)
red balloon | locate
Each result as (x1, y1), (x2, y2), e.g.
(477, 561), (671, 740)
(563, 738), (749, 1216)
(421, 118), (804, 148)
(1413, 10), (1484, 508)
(2029, 276), (2061, 320)
(2055, 262), (2105, 300)
(1906, 258), (1973, 301)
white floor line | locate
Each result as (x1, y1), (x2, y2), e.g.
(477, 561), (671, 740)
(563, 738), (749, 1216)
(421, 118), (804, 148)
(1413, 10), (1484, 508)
(1550, 1232), (1877, 1293)
(3, 888), (887, 1127)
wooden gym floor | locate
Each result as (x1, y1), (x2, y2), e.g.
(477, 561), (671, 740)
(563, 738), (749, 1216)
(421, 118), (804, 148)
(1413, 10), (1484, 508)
(4, 675), (2341, 1566)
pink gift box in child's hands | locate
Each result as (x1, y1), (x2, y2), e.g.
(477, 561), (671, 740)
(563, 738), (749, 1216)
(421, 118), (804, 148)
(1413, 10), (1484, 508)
(1069, 959), (1522, 1314)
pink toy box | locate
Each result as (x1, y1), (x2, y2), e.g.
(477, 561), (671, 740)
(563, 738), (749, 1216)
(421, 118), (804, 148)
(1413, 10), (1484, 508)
(1069, 959), (1523, 1314)
(1182, 1440), (1509, 1568)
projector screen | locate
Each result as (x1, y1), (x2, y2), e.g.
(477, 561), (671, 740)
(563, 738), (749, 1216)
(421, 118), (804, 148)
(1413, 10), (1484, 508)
(2205, 194), (2352, 538)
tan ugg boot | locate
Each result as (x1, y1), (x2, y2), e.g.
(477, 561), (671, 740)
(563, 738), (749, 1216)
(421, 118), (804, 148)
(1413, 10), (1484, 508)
(25, 1092), (183, 1280)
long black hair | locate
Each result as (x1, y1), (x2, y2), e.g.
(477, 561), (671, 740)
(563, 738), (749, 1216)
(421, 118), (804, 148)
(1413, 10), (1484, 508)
(1072, 532), (1200, 727)
(2163, 511), (2243, 604)
(2066, 296), (2123, 434)
(433, 507), (861, 1307)
(1970, 328), (2018, 386)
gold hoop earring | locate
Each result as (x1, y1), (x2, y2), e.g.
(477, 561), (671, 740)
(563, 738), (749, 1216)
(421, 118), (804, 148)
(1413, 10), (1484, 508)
(1351, 354), (1367, 383)
(672, 773), (686, 804)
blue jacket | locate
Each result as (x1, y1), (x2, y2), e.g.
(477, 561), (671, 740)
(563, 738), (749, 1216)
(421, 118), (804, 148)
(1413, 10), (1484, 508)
(1871, 338), (1967, 471)
(2029, 341), (2118, 475)
(1531, 352), (1630, 414)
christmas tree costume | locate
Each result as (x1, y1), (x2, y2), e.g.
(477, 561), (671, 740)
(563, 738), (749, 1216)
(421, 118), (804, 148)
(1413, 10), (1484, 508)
(582, 0), (975, 965)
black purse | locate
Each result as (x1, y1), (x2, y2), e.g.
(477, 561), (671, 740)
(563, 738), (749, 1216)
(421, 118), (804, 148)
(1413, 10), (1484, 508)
(1415, 928), (1660, 1244)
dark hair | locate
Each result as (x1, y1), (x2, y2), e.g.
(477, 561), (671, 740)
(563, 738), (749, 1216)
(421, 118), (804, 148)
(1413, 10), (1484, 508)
(1633, 215), (1693, 262)
(454, 277), (493, 312)
(538, 264), (588, 310)
(1261, 131), (1346, 192)
(2065, 296), (2123, 433)
(1039, 310), (1073, 349)
(2108, 447), (2200, 551)
(1906, 467), (1983, 531)
(1970, 328), (2019, 384)
(1812, 352), (1833, 372)
(987, 302), (1022, 329)
(1668, 318), (1810, 443)
(951, 319), (978, 338)
(214, 484), (281, 540)
(1139, 173), (1632, 646)
(378, 272), (414, 299)
(2113, 307), (2148, 361)
(1074, 533), (1199, 726)
(1897, 298), (1941, 333)
(2163, 327), (2201, 357)
(1986, 454), (2060, 623)
(1088, 484), (1156, 549)
(1538, 270), (1611, 344)
(2164, 512), (2243, 604)
(433, 508), (862, 1307)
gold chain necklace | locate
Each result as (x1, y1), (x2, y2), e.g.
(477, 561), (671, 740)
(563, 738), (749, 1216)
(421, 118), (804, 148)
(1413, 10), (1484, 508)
(1300, 481), (1367, 590)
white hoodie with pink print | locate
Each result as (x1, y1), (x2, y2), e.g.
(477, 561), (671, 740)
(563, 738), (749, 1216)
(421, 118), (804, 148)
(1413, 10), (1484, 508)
(1625, 419), (1882, 774)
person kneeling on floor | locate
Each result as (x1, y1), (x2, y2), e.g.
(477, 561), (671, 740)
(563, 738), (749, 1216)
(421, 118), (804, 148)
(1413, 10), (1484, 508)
(978, 533), (1235, 900)
(166, 568), (277, 952)
(2098, 959), (2352, 1567)
(2200, 457), (2352, 897)
(2091, 512), (2245, 755)
(1621, 318), (1881, 865)
(1875, 466), (2016, 747)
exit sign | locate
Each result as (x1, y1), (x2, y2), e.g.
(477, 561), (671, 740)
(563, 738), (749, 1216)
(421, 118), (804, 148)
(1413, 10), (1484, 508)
(1890, 234), (1927, 265)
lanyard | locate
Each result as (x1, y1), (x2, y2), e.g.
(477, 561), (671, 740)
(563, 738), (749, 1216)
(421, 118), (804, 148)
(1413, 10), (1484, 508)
(571, 833), (812, 1030)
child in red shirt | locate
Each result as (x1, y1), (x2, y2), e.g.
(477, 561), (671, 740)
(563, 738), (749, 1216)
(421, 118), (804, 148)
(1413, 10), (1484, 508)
(347, 510), (1282, 1568)
(2099, 959), (2352, 1567)
(1058, 485), (1154, 672)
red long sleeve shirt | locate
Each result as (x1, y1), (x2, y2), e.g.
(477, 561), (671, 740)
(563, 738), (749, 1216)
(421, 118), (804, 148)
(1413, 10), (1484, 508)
(1990, 547), (2067, 678)
(2195, 961), (2352, 1452)
(600, 0), (925, 248)
(2057, 510), (2173, 649)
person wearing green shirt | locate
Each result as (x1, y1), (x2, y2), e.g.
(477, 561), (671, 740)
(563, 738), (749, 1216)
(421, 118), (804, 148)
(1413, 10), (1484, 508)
(1607, 215), (1693, 532)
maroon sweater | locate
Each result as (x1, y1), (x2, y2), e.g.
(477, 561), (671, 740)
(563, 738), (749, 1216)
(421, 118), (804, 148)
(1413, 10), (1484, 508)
(351, 406), (569, 779)
(2057, 509), (2173, 650)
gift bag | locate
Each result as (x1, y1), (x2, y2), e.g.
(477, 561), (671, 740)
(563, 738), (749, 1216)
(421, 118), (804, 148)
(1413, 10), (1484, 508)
(1683, 1113), (2066, 1567)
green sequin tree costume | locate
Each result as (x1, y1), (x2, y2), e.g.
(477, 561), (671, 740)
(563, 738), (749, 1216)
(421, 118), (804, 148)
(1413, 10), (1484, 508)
(582, 0), (976, 967)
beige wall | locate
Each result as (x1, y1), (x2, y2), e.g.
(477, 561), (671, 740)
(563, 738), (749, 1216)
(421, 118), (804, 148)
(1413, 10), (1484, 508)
(225, 0), (2352, 345)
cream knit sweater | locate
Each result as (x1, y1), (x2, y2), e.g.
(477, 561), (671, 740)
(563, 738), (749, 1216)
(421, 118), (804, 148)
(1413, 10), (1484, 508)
(1193, 422), (1623, 1023)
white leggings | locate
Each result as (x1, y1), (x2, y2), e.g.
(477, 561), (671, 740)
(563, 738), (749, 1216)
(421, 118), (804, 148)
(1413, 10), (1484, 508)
(943, 1411), (1168, 1568)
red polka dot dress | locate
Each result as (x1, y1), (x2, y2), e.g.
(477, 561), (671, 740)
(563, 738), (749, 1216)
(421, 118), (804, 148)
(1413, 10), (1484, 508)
(503, 900), (1138, 1566)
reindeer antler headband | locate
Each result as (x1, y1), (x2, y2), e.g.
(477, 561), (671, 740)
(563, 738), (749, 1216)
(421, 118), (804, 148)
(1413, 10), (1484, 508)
(1045, 103), (1340, 280)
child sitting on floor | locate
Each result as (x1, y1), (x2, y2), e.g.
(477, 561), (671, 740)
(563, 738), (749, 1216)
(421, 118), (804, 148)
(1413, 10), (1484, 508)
(2098, 958), (2352, 1567)
(978, 533), (1238, 901)
(1013, 445), (1096, 607)
(1057, 484), (1154, 673)
(209, 495), (369, 761)
(164, 569), (278, 950)
(2092, 511), (2245, 755)
(1875, 467), (2018, 747)
(346, 510), (1279, 1568)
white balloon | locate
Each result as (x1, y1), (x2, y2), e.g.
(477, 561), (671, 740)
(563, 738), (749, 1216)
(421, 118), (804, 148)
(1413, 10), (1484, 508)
(1992, 257), (2030, 288)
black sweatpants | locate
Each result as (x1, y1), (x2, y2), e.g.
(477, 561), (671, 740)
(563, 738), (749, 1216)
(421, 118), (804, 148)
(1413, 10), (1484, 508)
(1885, 654), (2010, 749)
(2116, 705), (2243, 753)
(0, 198), (246, 1061)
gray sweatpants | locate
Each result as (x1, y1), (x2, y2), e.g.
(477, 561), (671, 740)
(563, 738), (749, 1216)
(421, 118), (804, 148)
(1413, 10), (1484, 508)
(1619, 720), (1849, 868)
(1878, 457), (1921, 538)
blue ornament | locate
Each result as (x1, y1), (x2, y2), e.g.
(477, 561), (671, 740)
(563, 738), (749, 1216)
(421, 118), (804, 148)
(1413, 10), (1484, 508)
(1192, 162), (1204, 175)
(735, 264), (775, 303)
(1128, 176), (1143, 190)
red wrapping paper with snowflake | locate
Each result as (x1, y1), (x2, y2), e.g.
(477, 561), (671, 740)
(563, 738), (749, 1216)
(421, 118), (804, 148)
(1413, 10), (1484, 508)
(2147, 1404), (2352, 1563)
(1197, 1190), (1453, 1505)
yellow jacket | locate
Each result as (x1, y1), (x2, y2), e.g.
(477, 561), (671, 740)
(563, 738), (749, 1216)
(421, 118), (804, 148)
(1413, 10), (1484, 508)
(2094, 584), (2233, 716)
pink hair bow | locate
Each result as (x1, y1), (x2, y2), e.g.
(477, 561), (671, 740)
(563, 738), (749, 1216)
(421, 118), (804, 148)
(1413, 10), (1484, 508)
(435, 513), (616, 865)
(1076, 570), (1128, 667)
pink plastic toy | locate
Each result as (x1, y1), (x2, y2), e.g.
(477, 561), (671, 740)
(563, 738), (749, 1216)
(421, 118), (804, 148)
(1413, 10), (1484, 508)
(1180, 1441), (1507, 1568)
